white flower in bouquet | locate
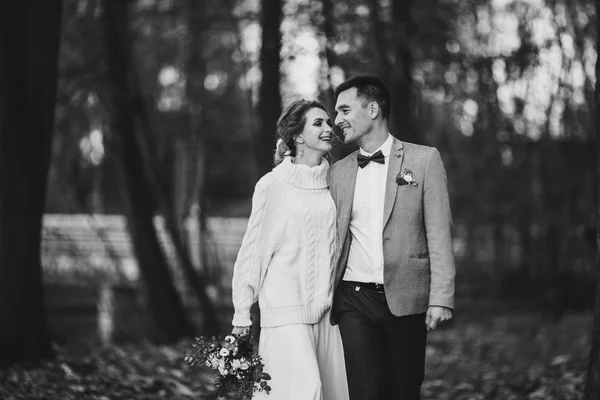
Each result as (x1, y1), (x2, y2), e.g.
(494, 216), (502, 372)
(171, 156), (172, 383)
(224, 335), (236, 344)
(231, 359), (242, 371)
(184, 331), (272, 397)
(209, 354), (219, 369)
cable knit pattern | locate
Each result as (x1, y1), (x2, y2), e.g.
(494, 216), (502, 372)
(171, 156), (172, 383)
(299, 190), (317, 304)
(231, 157), (336, 328)
(326, 203), (337, 293)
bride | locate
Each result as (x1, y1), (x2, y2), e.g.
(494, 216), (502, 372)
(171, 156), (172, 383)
(230, 99), (349, 400)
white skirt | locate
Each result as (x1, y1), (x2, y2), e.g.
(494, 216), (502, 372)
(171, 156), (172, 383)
(253, 310), (349, 400)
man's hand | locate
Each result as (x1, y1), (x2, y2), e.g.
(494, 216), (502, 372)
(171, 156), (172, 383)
(232, 326), (250, 336)
(425, 306), (453, 331)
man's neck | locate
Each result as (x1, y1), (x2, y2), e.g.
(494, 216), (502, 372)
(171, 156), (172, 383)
(359, 128), (389, 154)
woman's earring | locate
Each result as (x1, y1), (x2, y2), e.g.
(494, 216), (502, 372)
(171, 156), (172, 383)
(298, 146), (304, 157)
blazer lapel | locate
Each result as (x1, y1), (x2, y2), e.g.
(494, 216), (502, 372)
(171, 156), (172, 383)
(336, 152), (358, 250)
(382, 139), (404, 227)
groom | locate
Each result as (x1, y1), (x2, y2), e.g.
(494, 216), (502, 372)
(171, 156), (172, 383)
(329, 75), (455, 400)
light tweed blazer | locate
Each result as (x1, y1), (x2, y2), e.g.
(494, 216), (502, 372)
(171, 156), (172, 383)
(329, 137), (455, 321)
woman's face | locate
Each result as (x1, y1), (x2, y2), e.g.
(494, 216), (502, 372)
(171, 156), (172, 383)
(297, 107), (333, 155)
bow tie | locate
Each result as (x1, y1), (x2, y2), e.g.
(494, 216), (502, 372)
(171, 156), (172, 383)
(357, 150), (385, 168)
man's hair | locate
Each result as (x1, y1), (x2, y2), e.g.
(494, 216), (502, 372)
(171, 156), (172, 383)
(334, 75), (391, 120)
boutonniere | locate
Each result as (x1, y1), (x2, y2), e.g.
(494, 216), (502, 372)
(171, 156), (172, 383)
(396, 168), (419, 187)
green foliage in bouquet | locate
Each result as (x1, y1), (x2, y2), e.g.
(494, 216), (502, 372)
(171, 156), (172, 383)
(184, 332), (271, 398)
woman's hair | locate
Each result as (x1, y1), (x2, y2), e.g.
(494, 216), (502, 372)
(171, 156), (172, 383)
(273, 99), (328, 166)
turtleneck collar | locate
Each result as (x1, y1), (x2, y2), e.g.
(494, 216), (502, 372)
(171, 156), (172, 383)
(273, 156), (329, 189)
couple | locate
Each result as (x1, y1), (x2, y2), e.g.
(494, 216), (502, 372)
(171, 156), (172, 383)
(231, 75), (456, 400)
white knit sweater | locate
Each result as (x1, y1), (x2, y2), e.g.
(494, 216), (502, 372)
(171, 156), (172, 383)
(231, 157), (337, 328)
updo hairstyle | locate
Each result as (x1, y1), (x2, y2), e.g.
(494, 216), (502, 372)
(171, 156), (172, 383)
(273, 99), (328, 166)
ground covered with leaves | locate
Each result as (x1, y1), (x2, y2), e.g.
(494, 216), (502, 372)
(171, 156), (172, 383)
(0, 311), (591, 399)
(423, 311), (590, 400)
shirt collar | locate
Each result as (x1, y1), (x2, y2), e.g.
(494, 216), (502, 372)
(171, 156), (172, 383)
(359, 133), (393, 157)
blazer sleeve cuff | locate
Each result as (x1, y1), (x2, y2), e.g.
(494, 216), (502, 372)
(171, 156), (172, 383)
(428, 295), (454, 310)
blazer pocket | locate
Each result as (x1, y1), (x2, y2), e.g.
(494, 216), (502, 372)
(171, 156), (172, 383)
(396, 185), (420, 197)
(410, 252), (429, 259)
(407, 257), (430, 269)
(397, 184), (413, 191)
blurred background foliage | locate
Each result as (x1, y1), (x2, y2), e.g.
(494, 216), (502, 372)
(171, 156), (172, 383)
(0, 0), (598, 397)
(47, 0), (596, 314)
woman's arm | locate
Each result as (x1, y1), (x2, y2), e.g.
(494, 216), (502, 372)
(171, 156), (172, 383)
(231, 175), (282, 327)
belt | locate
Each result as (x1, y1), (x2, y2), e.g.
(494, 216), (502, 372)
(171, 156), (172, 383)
(344, 281), (385, 293)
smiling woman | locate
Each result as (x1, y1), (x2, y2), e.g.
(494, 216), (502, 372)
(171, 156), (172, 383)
(292, 107), (333, 166)
(230, 97), (348, 399)
(273, 99), (333, 167)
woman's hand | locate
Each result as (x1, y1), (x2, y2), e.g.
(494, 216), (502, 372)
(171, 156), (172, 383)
(232, 326), (251, 336)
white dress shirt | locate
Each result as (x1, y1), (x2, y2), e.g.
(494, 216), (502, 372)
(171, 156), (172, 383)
(343, 134), (393, 284)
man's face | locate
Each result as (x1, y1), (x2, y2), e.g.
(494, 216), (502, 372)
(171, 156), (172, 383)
(334, 87), (372, 145)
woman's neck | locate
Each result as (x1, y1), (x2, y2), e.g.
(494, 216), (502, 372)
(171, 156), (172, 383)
(294, 150), (323, 167)
(275, 156), (329, 189)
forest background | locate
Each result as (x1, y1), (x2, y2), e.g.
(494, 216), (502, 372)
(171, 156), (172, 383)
(0, 0), (598, 399)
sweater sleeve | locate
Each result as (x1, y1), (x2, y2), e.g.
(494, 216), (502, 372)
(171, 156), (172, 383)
(231, 175), (282, 327)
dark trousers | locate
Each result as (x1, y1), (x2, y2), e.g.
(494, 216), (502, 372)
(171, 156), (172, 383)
(334, 281), (427, 400)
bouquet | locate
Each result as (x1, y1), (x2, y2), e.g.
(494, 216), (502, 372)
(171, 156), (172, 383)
(184, 331), (271, 398)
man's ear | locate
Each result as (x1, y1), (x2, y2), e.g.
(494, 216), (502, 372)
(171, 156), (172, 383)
(369, 102), (380, 120)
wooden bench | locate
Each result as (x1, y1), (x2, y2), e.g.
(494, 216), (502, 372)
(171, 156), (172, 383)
(41, 214), (249, 341)
(44, 283), (147, 344)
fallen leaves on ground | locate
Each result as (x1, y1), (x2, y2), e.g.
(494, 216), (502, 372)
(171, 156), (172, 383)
(0, 311), (592, 399)
(423, 311), (590, 400)
(0, 340), (220, 400)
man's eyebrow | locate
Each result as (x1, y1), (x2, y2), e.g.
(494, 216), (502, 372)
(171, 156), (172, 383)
(335, 104), (350, 111)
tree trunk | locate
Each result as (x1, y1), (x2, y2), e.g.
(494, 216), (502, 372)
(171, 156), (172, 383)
(256, 0), (282, 176)
(390, 0), (419, 144)
(320, 0), (338, 115)
(134, 69), (220, 336)
(319, 0), (354, 161)
(101, 0), (193, 344)
(128, 38), (220, 334)
(0, 0), (63, 368)
(584, 1), (600, 395)
(369, 0), (392, 79)
(179, 0), (221, 334)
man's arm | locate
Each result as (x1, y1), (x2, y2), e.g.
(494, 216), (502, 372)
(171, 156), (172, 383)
(423, 148), (456, 328)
